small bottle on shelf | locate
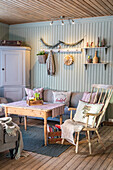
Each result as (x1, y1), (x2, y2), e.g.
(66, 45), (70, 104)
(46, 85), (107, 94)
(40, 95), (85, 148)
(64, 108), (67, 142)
(91, 42), (93, 47)
(86, 42), (89, 47)
(97, 37), (99, 47)
(93, 51), (99, 63)
(102, 38), (105, 47)
(99, 39), (101, 47)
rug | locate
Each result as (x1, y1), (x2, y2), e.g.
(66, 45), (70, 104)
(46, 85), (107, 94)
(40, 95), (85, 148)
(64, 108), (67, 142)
(20, 125), (70, 157)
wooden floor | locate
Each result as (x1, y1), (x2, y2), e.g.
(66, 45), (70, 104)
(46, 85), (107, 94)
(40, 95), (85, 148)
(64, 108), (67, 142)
(0, 117), (113, 170)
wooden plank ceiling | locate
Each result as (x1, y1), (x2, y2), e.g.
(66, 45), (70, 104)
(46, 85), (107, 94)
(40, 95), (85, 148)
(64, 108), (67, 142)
(0, 0), (113, 25)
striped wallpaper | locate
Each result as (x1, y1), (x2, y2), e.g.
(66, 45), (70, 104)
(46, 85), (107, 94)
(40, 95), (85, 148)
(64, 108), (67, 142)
(0, 22), (9, 39)
(9, 16), (113, 92)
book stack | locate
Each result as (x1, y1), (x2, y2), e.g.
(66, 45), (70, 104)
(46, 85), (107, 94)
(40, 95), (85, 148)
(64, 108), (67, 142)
(47, 124), (62, 144)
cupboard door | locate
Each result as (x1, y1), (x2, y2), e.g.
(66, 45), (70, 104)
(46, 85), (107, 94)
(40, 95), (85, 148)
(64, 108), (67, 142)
(1, 51), (22, 86)
(4, 87), (23, 102)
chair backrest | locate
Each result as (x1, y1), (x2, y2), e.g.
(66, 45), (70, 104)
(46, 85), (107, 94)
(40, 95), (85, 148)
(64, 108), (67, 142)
(89, 84), (113, 128)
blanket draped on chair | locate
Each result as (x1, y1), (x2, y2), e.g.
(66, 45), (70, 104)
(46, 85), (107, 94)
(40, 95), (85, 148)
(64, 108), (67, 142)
(0, 117), (23, 159)
(61, 119), (84, 145)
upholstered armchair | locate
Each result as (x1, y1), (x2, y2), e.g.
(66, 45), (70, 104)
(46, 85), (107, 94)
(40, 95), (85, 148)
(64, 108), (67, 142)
(0, 97), (8, 117)
(0, 98), (19, 159)
(0, 124), (18, 158)
(0, 121), (19, 159)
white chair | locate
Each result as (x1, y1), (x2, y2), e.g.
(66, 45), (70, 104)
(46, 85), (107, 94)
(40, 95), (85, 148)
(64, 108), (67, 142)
(62, 84), (113, 154)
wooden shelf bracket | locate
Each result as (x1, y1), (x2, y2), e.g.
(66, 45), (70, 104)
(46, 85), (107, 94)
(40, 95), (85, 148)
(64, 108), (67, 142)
(105, 45), (110, 55)
(104, 63), (108, 70)
(84, 64), (87, 70)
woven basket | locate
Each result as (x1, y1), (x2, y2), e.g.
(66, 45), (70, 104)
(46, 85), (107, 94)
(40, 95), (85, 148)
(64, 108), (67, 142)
(38, 54), (47, 64)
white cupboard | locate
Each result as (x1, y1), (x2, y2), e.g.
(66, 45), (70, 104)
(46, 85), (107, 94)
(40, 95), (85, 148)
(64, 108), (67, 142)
(0, 46), (31, 102)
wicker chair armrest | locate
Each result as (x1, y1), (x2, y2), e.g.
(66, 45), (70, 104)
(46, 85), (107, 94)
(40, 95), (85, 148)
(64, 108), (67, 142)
(68, 107), (77, 119)
(68, 108), (77, 111)
(85, 111), (103, 117)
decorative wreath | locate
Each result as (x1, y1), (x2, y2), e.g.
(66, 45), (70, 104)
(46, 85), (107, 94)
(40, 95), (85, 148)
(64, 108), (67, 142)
(64, 55), (74, 66)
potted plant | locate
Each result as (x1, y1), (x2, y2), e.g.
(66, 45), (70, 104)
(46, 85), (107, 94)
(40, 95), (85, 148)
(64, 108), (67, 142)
(87, 56), (92, 63)
(37, 51), (48, 64)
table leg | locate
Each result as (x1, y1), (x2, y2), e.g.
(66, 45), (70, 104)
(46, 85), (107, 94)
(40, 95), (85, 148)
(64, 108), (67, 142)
(60, 115), (62, 125)
(44, 113), (47, 146)
(24, 116), (27, 131)
(5, 107), (8, 117)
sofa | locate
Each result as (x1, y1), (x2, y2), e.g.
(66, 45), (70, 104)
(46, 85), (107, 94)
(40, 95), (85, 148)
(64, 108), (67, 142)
(21, 88), (113, 123)
(40, 88), (113, 122)
(42, 89), (84, 122)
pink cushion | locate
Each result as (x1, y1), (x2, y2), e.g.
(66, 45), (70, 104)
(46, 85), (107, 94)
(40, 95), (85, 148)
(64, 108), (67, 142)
(25, 88), (43, 99)
(82, 92), (96, 103)
(25, 88), (34, 98)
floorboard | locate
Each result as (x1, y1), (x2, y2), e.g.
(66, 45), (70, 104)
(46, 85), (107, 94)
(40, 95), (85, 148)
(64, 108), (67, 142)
(0, 117), (113, 170)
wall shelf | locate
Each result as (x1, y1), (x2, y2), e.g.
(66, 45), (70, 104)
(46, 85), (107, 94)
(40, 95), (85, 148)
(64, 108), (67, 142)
(82, 46), (110, 55)
(84, 62), (109, 70)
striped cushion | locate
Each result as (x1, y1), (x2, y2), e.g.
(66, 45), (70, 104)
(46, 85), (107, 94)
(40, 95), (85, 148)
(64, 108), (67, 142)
(82, 92), (96, 103)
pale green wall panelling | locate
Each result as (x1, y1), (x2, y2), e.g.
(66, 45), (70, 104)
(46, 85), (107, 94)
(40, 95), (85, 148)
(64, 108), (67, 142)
(9, 16), (113, 92)
(0, 23), (9, 39)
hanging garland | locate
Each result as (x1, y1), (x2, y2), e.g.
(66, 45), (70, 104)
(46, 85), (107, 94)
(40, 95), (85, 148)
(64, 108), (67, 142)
(59, 38), (84, 47)
(40, 38), (84, 49)
(40, 38), (60, 49)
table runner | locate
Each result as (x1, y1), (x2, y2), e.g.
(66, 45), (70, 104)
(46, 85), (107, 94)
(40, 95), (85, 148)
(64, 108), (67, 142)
(5, 101), (64, 118)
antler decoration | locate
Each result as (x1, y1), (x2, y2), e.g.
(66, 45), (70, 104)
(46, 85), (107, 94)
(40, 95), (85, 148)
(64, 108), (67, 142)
(59, 38), (84, 47)
(40, 38), (61, 49)
(40, 38), (84, 49)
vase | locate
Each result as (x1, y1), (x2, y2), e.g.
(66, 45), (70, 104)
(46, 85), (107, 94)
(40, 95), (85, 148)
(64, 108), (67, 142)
(87, 58), (92, 63)
(93, 51), (98, 63)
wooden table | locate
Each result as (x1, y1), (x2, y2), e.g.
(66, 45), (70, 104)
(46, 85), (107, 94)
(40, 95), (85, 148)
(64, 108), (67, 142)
(4, 101), (64, 146)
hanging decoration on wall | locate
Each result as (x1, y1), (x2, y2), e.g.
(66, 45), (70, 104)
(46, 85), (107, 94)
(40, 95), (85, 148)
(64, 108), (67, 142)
(64, 55), (74, 66)
(59, 39), (84, 47)
(40, 38), (60, 49)
(40, 38), (84, 49)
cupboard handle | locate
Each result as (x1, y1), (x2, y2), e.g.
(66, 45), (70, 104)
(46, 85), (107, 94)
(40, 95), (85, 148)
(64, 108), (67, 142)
(2, 68), (4, 71)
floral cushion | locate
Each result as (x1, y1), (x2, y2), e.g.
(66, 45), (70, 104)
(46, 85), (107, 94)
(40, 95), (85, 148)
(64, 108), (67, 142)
(73, 100), (104, 126)
(25, 88), (43, 99)
(52, 91), (71, 106)
(82, 92), (97, 103)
